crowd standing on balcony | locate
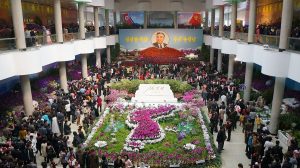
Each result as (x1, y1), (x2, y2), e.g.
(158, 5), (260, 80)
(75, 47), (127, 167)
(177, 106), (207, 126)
(203, 24), (300, 38)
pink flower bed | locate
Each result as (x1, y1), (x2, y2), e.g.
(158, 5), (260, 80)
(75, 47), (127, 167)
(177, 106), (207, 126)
(129, 105), (175, 140)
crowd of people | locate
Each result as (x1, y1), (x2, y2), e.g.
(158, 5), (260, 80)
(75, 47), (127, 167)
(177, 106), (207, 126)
(0, 22), (118, 51)
(204, 24), (300, 38)
(197, 67), (300, 167)
(0, 60), (299, 168)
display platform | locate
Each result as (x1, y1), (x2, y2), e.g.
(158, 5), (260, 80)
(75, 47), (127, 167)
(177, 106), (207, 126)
(131, 84), (178, 103)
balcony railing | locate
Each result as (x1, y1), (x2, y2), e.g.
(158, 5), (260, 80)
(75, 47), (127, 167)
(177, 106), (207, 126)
(0, 31), (106, 52)
(288, 37), (300, 51)
(208, 31), (300, 52)
(0, 38), (16, 51)
(224, 31), (230, 39)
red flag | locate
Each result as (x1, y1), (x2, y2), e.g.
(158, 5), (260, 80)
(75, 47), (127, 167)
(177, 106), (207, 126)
(188, 12), (202, 26)
(122, 13), (134, 25)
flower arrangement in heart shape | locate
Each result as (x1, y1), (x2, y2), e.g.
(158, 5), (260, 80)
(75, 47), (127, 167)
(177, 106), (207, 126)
(124, 105), (176, 151)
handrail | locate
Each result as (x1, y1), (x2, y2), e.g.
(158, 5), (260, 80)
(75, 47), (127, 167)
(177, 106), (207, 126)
(208, 32), (300, 52)
(0, 32), (116, 51)
(0, 37), (16, 41)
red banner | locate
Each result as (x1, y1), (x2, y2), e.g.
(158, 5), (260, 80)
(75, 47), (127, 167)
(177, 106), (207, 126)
(122, 13), (134, 25)
(188, 13), (202, 26)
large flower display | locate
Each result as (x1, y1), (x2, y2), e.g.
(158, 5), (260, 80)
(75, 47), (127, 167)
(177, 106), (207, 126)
(87, 90), (219, 167)
(139, 47), (184, 64)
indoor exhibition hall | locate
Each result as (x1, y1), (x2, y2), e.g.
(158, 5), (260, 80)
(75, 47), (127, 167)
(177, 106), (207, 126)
(0, 0), (300, 167)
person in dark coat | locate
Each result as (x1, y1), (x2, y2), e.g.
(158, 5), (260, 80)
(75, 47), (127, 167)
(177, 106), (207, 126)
(272, 140), (283, 162)
(225, 119), (232, 141)
(63, 120), (71, 135)
(101, 155), (108, 168)
(114, 154), (125, 168)
(56, 112), (64, 134)
(88, 150), (99, 168)
(76, 148), (85, 168)
(216, 126), (226, 153)
(23, 143), (36, 164)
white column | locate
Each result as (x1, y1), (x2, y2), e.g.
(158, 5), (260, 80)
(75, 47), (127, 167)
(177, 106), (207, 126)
(11, 0), (33, 116)
(54, 0), (63, 43)
(244, 0), (256, 102)
(96, 49), (102, 68)
(230, 2), (237, 39)
(228, 54), (235, 79)
(54, 0), (67, 93)
(94, 6), (100, 37)
(105, 9), (110, 36)
(105, 9), (111, 64)
(279, 0), (293, 51)
(144, 11), (148, 29)
(217, 50), (222, 72)
(78, 3), (86, 40)
(218, 6), (224, 73)
(81, 54), (88, 78)
(210, 9), (216, 66)
(174, 11), (178, 29)
(269, 77), (286, 134)
(20, 75), (34, 116)
(107, 46), (111, 64)
(59, 62), (68, 92)
(228, 2), (237, 79)
(210, 48), (214, 65)
(94, 6), (101, 68)
(113, 11), (117, 34)
(10, 0), (26, 49)
(243, 63), (253, 102)
(204, 11), (209, 29)
(210, 9), (215, 35)
(218, 6), (224, 37)
(247, 0), (256, 43)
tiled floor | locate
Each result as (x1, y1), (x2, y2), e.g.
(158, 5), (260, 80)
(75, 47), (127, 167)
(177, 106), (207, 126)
(201, 106), (251, 168)
(213, 126), (251, 168)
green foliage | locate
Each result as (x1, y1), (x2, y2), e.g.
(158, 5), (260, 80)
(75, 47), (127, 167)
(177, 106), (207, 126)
(110, 43), (120, 62)
(88, 112), (130, 152)
(34, 16), (43, 26)
(262, 87), (274, 105)
(279, 113), (300, 130)
(239, 90), (262, 102)
(250, 91), (261, 102)
(200, 44), (210, 62)
(111, 79), (193, 94)
(292, 131), (300, 144)
(144, 118), (206, 155)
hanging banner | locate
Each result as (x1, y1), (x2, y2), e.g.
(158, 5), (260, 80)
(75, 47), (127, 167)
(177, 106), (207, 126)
(119, 29), (203, 51)
(119, 29), (203, 64)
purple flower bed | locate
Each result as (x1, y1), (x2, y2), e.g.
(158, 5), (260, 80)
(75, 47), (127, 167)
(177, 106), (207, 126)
(182, 90), (205, 107)
(132, 119), (160, 140)
(129, 106), (175, 140)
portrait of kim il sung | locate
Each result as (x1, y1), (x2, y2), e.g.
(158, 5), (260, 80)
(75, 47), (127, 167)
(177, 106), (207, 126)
(152, 31), (169, 49)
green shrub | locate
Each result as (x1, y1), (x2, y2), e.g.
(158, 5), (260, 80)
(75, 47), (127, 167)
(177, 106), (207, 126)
(279, 113), (300, 130)
(262, 88), (274, 105)
(250, 90), (261, 101)
(111, 79), (192, 94)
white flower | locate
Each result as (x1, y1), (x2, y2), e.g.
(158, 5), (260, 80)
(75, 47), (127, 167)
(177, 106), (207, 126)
(184, 143), (196, 150)
(94, 141), (107, 148)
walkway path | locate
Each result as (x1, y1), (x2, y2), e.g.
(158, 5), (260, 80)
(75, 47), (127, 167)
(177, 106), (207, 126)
(202, 107), (251, 168)
(213, 125), (251, 168)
